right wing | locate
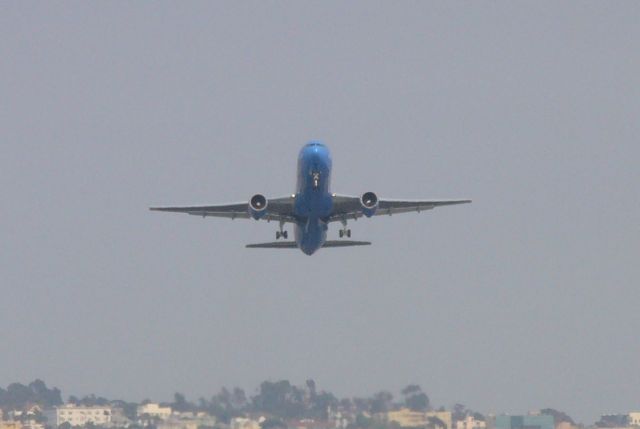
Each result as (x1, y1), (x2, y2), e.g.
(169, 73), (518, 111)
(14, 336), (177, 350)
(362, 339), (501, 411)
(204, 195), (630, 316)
(329, 194), (471, 222)
(150, 195), (297, 223)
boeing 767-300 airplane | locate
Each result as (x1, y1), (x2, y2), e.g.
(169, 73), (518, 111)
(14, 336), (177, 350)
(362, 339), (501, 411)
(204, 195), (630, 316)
(150, 142), (470, 255)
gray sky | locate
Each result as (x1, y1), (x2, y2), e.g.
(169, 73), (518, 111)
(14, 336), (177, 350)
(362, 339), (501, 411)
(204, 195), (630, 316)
(1, 1), (639, 423)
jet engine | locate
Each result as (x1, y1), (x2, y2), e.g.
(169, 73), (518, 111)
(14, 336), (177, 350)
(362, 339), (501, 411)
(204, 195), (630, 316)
(360, 191), (379, 217)
(248, 194), (268, 220)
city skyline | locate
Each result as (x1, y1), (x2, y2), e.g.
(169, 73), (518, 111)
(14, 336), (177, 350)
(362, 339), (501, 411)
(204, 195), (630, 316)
(1, 378), (637, 427)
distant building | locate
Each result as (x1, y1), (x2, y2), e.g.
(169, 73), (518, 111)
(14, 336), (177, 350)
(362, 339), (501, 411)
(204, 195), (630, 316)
(386, 409), (427, 428)
(231, 417), (262, 429)
(456, 416), (487, 429)
(328, 409), (352, 429)
(20, 421), (45, 429)
(598, 414), (630, 429)
(157, 421), (198, 429)
(288, 419), (334, 429)
(7, 406), (44, 429)
(629, 413), (640, 427)
(495, 415), (554, 429)
(554, 422), (578, 429)
(0, 422), (22, 429)
(156, 412), (216, 429)
(43, 405), (111, 428)
(385, 409), (452, 429)
(137, 403), (172, 420)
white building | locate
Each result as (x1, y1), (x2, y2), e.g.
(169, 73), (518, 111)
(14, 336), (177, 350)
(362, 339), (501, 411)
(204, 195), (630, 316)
(456, 416), (486, 429)
(328, 409), (352, 429)
(157, 412), (216, 429)
(231, 417), (262, 429)
(629, 413), (640, 426)
(21, 422), (45, 429)
(136, 404), (172, 420)
(44, 405), (111, 428)
(157, 422), (198, 429)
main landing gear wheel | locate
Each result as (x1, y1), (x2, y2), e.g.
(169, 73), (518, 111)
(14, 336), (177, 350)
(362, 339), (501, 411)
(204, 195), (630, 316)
(276, 223), (288, 240)
(339, 218), (351, 238)
(339, 229), (352, 238)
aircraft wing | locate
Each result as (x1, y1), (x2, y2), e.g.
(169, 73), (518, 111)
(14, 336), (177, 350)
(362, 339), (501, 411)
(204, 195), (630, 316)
(150, 195), (297, 223)
(329, 194), (471, 222)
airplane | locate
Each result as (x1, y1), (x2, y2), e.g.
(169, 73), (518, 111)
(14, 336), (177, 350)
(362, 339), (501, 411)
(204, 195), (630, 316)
(150, 141), (471, 255)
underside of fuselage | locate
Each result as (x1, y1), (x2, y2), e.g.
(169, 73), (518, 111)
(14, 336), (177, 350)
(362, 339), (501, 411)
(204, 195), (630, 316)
(293, 141), (333, 255)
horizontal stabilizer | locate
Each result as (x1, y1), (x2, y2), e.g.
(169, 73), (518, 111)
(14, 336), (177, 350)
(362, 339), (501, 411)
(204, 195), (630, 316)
(246, 240), (371, 249)
(246, 241), (298, 249)
(322, 240), (371, 247)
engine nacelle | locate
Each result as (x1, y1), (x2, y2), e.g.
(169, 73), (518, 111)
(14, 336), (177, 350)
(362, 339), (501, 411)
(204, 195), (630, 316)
(360, 191), (379, 217)
(248, 194), (268, 220)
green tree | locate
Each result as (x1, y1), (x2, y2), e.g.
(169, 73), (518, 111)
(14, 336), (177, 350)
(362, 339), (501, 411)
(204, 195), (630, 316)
(110, 400), (138, 421)
(172, 392), (195, 412)
(231, 388), (247, 410)
(472, 413), (485, 422)
(0, 380), (62, 409)
(540, 409), (575, 425)
(428, 417), (446, 429)
(370, 391), (393, 413)
(251, 380), (304, 419)
(401, 385), (429, 412)
(309, 391), (338, 420)
(354, 413), (373, 429)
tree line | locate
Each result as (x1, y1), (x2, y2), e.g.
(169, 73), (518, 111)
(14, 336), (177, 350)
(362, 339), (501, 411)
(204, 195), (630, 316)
(177, 380), (435, 423)
(0, 379), (433, 423)
(0, 380), (62, 411)
(1, 379), (578, 428)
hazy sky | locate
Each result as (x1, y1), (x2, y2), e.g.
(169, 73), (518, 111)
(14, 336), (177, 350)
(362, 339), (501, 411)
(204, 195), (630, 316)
(1, 1), (639, 423)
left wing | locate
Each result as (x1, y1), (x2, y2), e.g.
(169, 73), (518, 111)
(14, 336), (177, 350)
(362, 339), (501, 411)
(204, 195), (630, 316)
(329, 194), (471, 222)
(150, 195), (297, 223)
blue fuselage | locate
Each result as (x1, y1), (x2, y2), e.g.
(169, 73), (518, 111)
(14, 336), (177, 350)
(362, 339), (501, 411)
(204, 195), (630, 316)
(293, 142), (333, 255)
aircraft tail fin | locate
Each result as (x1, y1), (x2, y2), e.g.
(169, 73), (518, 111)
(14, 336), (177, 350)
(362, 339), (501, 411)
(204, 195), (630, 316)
(245, 240), (371, 249)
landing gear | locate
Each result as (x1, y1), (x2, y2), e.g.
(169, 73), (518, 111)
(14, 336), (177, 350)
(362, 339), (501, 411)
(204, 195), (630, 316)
(276, 230), (289, 239)
(339, 219), (351, 238)
(276, 221), (288, 240)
